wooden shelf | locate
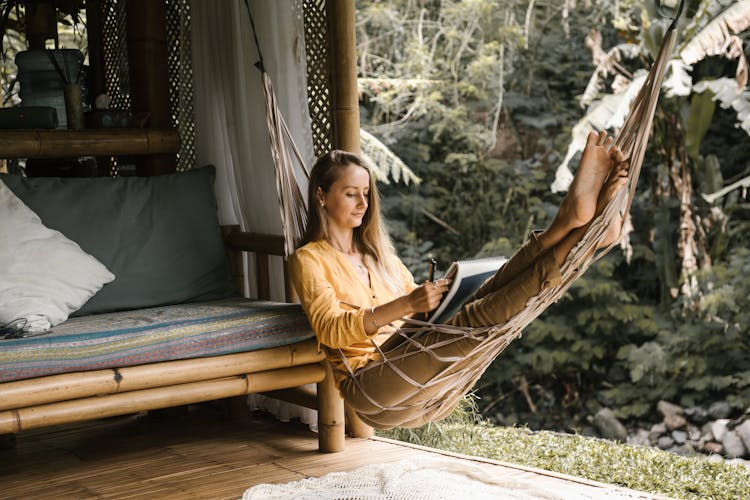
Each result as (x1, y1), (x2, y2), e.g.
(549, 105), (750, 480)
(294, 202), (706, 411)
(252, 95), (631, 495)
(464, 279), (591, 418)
(0, 128), (180, 158)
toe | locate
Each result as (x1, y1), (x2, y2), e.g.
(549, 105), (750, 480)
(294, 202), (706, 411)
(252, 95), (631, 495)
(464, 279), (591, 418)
(586, 130), (600, 148)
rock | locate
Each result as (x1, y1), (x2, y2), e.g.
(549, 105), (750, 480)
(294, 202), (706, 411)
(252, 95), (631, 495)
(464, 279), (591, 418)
(657, 436), (675, 450)
(721, 430), (747, 459)
(703, 441), (724, 454)
(711, 419), (731, 441)
(649, 422), (667, 443)
(657, 400), (684, 419)
(672, 430), (688, 444)
(593, 408), (628, 442)
(669, 443), (695, 456)
(708, 401), (732, 420)
(687, 425), (702, 442)
(650, 422), (667, 433)
(627, 429), (651, 447)
(580, 425), (598, 438)
(684, 406), (709, 425)
(664, 414), (687, 430)
(737, 420), (750, 451)
(706, 453), (725, 464)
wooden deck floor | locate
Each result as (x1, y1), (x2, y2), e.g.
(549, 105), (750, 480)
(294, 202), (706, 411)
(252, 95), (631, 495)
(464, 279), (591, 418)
(0, 404), (665, 499)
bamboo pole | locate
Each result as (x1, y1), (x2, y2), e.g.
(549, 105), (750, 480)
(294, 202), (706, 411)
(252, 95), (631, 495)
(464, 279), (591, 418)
(327, 0), (361, 154)
(0, 365), (325, 434)
(0, 339), (323, 411)
(317, 362), (346, 452)
(125, 0), (175, 175)
(224, 230), (286, 256)
(325, 0), (373, 440)
(0, 129), (180, 158)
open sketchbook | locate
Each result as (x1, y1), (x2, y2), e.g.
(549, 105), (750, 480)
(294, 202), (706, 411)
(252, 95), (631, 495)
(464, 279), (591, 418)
(427, 256), (508, 324)
(379, 256), (507, 352)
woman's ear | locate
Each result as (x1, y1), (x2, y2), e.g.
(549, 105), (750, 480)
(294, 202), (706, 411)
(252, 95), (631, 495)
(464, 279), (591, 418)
(316, 187), (325, 206)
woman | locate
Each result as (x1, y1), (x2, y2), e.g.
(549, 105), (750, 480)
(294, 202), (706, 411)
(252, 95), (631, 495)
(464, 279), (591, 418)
(289, 131), (629, 428)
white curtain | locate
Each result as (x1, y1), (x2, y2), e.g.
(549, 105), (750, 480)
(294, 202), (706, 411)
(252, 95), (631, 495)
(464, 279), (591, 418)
(191, 0), (315, 299)
(191, 0), (317, 428)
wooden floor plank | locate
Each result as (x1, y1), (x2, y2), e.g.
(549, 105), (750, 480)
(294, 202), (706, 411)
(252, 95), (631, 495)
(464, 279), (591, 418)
(0, 405), (663, 499)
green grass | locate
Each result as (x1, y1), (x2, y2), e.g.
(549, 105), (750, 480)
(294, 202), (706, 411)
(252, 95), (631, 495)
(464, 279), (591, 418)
(379, 418), (750, 499)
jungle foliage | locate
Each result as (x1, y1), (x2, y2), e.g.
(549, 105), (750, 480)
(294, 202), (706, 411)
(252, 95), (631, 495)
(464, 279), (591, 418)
(356, 0), (750, 431)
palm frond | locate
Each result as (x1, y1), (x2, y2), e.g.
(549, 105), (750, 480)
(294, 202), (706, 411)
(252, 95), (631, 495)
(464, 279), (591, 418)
(360, 128), (421, 186)
(702, 173), (750, 203)
(553, 72), (647, 192)
(680, 0), (750, 88)
(580, 32), (640, 108)
(693, 77), (750, 135)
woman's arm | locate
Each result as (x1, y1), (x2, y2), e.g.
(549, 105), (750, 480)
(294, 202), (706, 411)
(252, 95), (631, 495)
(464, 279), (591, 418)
(290, 248), (449, 345)
(363, 280), (449, 335)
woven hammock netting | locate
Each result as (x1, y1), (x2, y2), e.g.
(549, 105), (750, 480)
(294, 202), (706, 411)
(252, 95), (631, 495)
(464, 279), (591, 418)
(255, 7), (680, 428)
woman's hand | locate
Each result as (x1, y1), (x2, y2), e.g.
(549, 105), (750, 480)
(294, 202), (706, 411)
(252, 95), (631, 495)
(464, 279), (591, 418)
(405, 278), (451, 314)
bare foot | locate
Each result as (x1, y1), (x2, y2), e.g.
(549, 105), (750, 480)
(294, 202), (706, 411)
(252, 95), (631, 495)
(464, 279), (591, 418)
(558, 130), (617, 230)
(596, 154), (630, 248)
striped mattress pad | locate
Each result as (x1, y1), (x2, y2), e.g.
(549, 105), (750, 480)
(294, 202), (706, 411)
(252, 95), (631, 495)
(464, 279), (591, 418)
(0, 298), (315, 383)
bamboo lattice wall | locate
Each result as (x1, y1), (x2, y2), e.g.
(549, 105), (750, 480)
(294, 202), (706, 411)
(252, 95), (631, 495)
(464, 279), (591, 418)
(99, 0), (195, 174)
(303, 0), (334, 158)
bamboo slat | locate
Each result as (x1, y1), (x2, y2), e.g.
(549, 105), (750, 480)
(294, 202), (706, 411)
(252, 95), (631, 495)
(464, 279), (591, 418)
(0, 365), (325, 434)
(0, 339), (323, 411)
(0, 129), (180, 158)
(225, 230), (286, 256)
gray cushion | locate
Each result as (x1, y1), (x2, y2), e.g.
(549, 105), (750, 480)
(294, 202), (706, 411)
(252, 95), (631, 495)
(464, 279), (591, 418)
(0, 166), (236, 315)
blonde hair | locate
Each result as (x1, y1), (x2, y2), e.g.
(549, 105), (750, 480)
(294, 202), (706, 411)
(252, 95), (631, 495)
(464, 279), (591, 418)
(300, 150), (405, 295)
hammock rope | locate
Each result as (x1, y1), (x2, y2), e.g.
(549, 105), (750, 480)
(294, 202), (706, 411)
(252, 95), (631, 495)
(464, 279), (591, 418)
(246, 1), (683, 427)
(341, 13), (682, 428)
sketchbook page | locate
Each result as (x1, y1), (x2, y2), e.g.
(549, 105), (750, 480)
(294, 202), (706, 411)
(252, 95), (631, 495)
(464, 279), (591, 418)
(428, 256), (507, 324)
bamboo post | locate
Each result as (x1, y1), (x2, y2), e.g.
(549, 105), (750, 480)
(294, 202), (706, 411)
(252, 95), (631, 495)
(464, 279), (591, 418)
(317, 362), (345, 452)
(326, 0), (374, 440)
(222, 225), (246, 295)
(85, 0), (106, 100)
(125, 0), (175, 175)
(345, 403), (374, 439)
(327, 0), (361, 155)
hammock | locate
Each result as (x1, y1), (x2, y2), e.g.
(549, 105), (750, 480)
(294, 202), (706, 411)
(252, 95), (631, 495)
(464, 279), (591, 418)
(249, 2), (683, 427)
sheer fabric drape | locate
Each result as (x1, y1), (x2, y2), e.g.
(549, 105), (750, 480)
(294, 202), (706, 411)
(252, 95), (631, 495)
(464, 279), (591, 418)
(191, 0), (317, 429)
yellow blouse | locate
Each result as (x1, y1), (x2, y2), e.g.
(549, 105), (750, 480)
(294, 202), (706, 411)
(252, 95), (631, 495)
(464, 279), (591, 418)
(288, 240), (417, 386)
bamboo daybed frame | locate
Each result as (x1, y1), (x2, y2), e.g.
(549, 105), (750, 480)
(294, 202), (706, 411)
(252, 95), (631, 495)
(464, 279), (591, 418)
(0, 229), (347, 453)
(0, 0), (360, 452)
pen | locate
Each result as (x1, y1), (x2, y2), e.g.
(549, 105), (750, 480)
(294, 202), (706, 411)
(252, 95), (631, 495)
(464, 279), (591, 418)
(428, 258), (437, 282)
(422, 259), (438, 321)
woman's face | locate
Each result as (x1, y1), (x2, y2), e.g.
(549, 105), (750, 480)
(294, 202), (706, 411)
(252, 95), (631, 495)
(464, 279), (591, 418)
(320, 164), (370, 232)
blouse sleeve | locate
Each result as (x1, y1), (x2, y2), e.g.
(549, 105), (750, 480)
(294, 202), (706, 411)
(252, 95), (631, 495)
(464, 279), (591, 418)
(289, 248), (369, 349)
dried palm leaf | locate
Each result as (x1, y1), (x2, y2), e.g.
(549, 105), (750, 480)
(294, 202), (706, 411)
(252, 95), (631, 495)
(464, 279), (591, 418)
(702, 173), (750, 204)
(553, 72), (647, 193)
(581, 36), (641, 108)
(693, 77), (750, 134)
(680, 0), (750, 89)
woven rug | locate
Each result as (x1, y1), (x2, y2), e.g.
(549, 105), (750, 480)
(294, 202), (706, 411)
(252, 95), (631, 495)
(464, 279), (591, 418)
(242, 457), (653, 499)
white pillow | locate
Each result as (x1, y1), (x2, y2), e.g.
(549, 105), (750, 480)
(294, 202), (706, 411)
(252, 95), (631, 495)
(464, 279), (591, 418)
(0, 181), (115, 332)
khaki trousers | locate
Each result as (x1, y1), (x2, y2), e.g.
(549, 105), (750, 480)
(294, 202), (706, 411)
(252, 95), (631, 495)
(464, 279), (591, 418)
(340, 232), (562, 429)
